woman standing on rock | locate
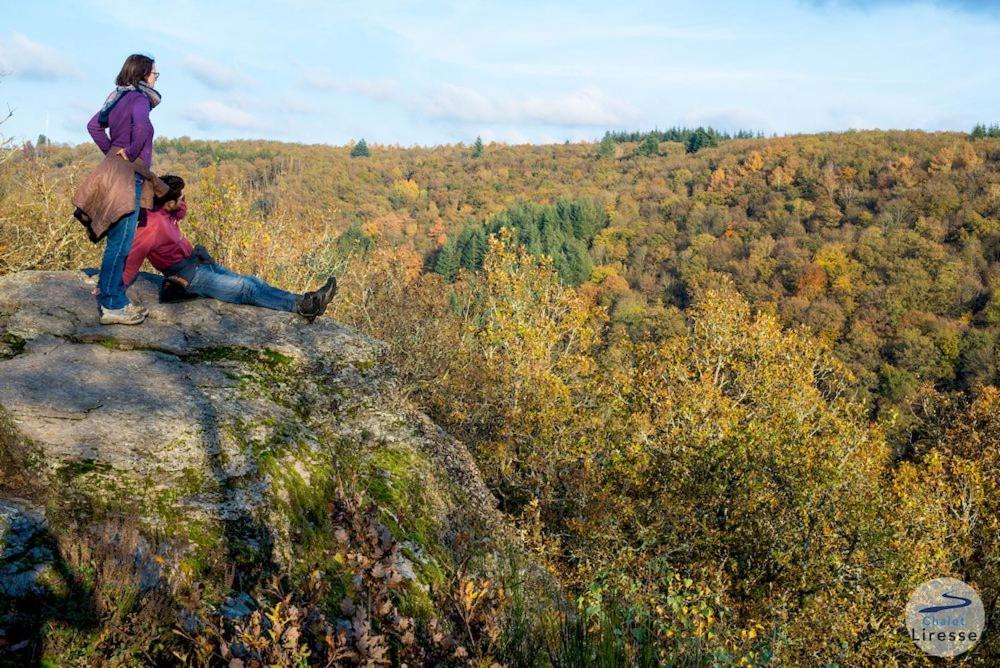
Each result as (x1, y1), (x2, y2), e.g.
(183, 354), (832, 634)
(85, 54), (162, 325)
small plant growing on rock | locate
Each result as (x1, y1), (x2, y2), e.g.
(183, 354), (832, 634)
(171, 475), (510, 666)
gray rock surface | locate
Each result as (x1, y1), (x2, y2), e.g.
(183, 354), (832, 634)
(0, 498), (51, 598)
(0, 270), (505, 595)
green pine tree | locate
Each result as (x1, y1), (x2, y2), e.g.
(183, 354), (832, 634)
(434, 239), (461, 281)
(472, 136), (484, 158)
(460, 226), (487, 270)
(598, 132), (616, 159)
(637, 134), (660, 157)
(446, 287), (464, 316)
(559, 239), (593, 286)
(686, 127), (718, 154)
(350, 138), (370, 158)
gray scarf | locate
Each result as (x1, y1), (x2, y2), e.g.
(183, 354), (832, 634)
(97, 82), (162, 127)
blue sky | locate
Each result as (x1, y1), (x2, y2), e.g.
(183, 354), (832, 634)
(1, 0), (998, 147)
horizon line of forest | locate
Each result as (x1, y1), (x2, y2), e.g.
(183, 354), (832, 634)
(20, 122), (1000, 156)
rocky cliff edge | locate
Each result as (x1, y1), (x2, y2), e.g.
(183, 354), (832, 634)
(0, 270), (509, 607)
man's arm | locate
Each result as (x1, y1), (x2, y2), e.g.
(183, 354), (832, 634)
(86, 112), (111, 154)
(122, 226), (156, 287)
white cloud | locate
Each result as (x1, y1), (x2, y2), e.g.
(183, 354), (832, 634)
(181, 55), (253, 90)
(181, 100), (266, 131)
(298, 69), (634, 129)
(0, 32), (79, 81)
(300, 70), (399, 102)
(421, 84), (635, 127)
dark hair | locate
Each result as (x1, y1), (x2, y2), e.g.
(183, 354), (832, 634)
(154, 175), (185, 209)
(115, 54), (155, 87)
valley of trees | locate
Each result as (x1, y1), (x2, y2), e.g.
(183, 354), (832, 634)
(2, 127), (998, 664)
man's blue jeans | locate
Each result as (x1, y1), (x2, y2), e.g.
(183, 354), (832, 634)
(97, 174), (142, 310)
(186, 263), (299, 312)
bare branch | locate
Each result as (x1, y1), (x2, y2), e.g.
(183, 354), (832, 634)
(0, 73), (14, 165)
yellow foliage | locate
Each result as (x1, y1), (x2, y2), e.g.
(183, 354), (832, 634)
(928, 146), (954, 174)
(582, 283), (898, 663)
(743, 151), (764, 172)
(591, 226), (632, 266)
(710, 167), (726, 189)
(893, 154), (915, 172)
(954, 141), (982, 170)
(390, 177), (421, 202)
(814, 242), (860, 296)
(767, 165), (791, 187)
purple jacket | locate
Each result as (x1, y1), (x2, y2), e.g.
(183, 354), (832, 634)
(87, 90), (154, 166)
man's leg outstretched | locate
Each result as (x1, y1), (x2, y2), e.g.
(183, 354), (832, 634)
(186, 263), (299, 311)
(183, 264), (337, 320)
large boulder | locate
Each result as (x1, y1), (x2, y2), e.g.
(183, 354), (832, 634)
(0, 270), (508, 597)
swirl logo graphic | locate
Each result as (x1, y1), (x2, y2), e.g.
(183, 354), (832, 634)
(905, 577), (985, 658)
(918, 592), (972, 614)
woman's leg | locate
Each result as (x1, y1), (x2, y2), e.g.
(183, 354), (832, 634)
(97, 175), (142, 310)
(187, 264), (299, 312)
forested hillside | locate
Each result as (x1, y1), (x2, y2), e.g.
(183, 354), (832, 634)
(10, 131), (998, 428)
(2, 130), (998, 663)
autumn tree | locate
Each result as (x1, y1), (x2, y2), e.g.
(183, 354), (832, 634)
(891, 387), (1000, 662)
(581, 283), (898, 663)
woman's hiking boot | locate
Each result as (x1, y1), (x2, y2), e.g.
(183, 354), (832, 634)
(99, 303), (147, 325)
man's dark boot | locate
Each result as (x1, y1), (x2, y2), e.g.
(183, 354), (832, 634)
(313, 277), (338, 314)
(295, 292), (322, 322)
(296, 277), (337, 323)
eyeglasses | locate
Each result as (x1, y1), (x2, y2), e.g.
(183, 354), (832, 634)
(150, 70), (160, 79)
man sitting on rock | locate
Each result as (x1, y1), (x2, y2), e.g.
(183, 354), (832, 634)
(122, 175), (336, 322)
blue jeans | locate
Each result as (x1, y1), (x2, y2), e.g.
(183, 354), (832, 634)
(186, 263), (299, 312)
(97, 174), (142, 309)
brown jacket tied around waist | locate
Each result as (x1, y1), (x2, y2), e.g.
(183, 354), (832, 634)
(72, 149), (170, 243)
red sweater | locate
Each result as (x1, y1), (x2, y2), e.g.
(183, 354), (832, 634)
(123, 201), (192, 286)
